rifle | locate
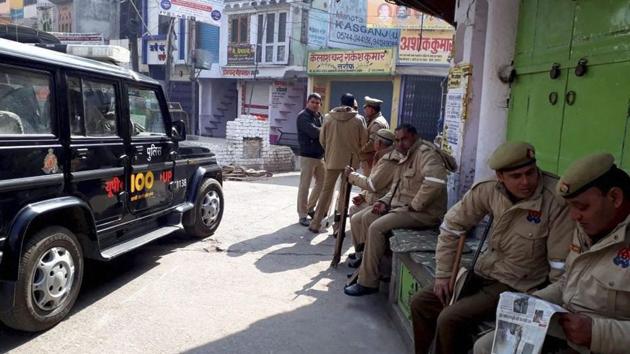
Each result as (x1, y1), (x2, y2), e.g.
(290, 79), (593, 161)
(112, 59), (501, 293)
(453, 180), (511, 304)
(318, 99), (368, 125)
(449, 216), (494, 305)
(331, 158), (354, 268)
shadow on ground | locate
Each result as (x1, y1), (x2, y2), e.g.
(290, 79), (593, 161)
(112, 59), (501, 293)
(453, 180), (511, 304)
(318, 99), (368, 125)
(226, 223), (354, 274)
(0, 231), (202, 352)
(182, 267), (408, 354)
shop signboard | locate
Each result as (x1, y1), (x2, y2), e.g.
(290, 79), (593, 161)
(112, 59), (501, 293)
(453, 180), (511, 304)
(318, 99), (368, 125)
(307, 48), (395, 76)
(227, 44), (255, 65)
(366, 0), (453, 30)
(398, 29), (453, 64)
(147, 40), (167, 65)
(308, 9), (329, 49)
(221, 67), (258, 79)
(159, 0), (223, 26)
(328, 0), (399, 48)
(50, 32), (105, 44)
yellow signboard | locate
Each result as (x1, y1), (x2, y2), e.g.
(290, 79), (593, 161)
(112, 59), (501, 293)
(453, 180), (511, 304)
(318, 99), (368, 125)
(398, 30), (454, 64)
(366, 0), (452, 30)
(307, 49), (395, 76)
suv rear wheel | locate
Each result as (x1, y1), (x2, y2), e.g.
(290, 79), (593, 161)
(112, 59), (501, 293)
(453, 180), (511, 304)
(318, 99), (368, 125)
(184, 178), (224, 238)
(0, 226), (84, 332)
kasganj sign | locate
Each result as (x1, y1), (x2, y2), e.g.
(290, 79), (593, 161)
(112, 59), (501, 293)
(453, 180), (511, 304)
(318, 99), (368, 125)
(398, 30), (453, 64)
(307, 49), (395, 76)
(159, 0), (223, 26)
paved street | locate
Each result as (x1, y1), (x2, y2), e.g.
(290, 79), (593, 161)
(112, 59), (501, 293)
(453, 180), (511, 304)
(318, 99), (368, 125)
(0, 173), (408, 354)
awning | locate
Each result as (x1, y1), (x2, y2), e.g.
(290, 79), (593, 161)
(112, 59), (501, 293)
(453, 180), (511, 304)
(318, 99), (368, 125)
(388, 0), (456, 26)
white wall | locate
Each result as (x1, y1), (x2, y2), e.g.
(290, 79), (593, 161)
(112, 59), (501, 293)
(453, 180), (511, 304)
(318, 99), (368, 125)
(447, 0), (489, 205)
(474, 0), (520, 179)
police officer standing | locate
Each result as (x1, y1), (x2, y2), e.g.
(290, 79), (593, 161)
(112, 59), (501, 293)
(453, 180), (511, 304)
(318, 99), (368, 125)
(474, 153), (630, 354)
(359, 96), (389, 176)
(309, 93), (367, 233)
(296, 93), (325, 226)
(410, 141), (574, 354)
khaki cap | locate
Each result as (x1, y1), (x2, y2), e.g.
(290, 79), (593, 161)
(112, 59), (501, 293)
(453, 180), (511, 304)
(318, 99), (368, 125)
(556, 153), (615, 197)
(375, 128), (395, 142)
(364, 96), (383, 107)
(488, 141), (536, 171)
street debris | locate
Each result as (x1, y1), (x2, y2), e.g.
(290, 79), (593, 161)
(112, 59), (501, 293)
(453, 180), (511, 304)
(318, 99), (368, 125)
(222, 165), (273, 181)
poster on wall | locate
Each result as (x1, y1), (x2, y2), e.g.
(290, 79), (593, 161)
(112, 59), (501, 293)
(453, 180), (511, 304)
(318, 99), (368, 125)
(439, 64), (472, 204)
(159, 0), (223, 26)
(366, 1), (453, 30)
(308, 9), (329, 49)
(268, 81), (306, 143)
(328, 0), (400, 49)
(398, 30), (453, 64)
(307, 48), (395, 75)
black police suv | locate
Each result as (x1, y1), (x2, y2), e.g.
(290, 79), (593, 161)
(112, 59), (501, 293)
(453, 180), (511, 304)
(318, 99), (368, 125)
(0, 39), (223, 331)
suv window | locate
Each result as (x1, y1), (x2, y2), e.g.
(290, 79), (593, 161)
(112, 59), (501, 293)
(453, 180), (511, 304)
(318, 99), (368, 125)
(128, 87), (166, 137)
(69, 76), (118, 137)
(0, 65), (52, 135)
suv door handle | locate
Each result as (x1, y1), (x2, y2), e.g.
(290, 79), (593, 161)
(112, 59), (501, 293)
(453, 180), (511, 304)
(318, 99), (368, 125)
(76, 148), (88, 159)
(119, 154), (130, 165)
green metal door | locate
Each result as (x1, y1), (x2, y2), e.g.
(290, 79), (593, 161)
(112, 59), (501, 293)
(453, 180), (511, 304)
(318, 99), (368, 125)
(508, 70), (569, 173)
(509, 0), (630, 174)
(513, 0), (575, 70)
(559, 61), (630, 171)
(571, 1), (630, 65)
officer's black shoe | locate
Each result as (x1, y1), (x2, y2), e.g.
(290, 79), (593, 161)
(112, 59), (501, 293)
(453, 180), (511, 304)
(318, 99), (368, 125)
(299, 217), (310, 227)
(348, 257), (362, 268)
(347, 252), (357, 260)
(344, 283), (378, 297)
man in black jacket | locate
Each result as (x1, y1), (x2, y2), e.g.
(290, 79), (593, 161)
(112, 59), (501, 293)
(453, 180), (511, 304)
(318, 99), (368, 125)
(297, 93), (325, 226)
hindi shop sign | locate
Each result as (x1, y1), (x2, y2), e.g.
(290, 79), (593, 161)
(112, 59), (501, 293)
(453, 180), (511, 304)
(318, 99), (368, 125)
(159, 0), (223, 26)
(398, 30), (453, 65)
(147, 40), (167, 65)
(227, 44), (255, 65)
(307, 49), (395, 76)
(221, 67), (258, 79)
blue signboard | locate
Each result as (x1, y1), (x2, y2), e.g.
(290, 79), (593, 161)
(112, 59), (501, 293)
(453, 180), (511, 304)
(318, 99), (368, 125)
(308, 9), (329, 49)
(328, 0), (400, 48)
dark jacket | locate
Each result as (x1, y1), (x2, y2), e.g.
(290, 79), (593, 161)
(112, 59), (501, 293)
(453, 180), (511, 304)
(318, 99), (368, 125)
(296, 108), (324, 159)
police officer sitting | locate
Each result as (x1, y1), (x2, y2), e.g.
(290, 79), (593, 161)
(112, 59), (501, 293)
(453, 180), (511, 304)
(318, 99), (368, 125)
(474, 153), (630, 354)
(410, 141), (574, 354)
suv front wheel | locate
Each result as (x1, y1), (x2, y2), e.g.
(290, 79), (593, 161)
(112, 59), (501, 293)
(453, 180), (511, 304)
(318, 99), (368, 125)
(0, 226), (84, 332)
(184, 178), (224, 238)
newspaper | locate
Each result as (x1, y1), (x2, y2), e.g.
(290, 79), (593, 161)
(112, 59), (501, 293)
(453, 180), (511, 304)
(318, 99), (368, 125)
(491, 292), (567, 354)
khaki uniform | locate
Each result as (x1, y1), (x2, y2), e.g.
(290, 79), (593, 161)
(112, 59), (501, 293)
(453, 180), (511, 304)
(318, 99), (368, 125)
(348, 147), (400, 206)
(359, 112), (389, 175)
(436, 173), (575, 288)
(412, 172), (574, 354)
(310, 106), (368, 229)
(348, 147), (400, 247)
(475, 215), (630, 354)
(355, 140), (449, 288)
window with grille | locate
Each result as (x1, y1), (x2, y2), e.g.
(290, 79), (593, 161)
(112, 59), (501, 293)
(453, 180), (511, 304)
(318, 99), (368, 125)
(229, 15), (249, 44)
(256, 11), (288, 64)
